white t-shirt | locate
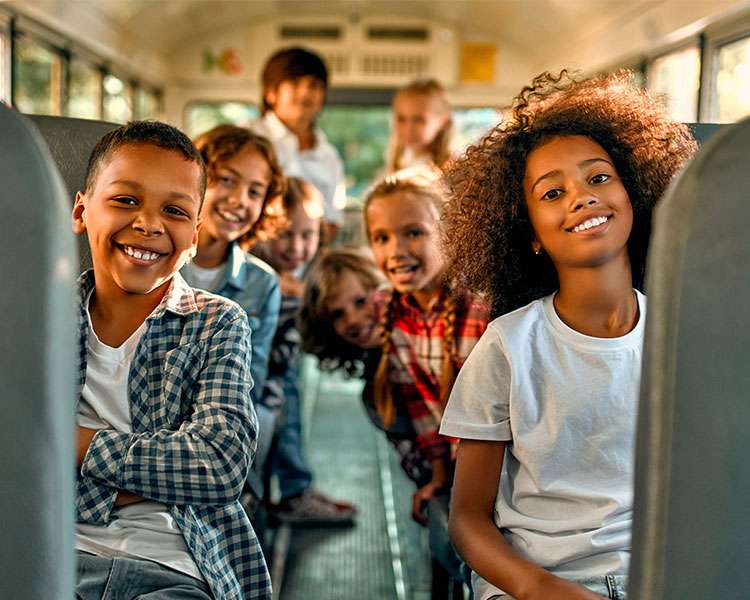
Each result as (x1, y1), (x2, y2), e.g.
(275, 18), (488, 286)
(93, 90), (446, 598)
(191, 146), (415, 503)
(440, 291), (646, 600)
(248, 111), (346, 224)
(75, 291), (203, 580)
(181, 260), (225, 293)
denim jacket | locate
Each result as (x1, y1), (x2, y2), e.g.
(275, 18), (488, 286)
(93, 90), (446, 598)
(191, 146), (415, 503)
(181, 242), (281, 406)
(74, 270), (272, 600)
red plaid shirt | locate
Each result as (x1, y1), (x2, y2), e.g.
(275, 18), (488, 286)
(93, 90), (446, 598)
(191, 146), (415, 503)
(374, 288), (490, 461)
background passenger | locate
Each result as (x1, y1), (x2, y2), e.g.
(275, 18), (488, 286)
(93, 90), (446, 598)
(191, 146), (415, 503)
(364, 169), (490, 584)
(386, 79), (454, 174)
(299, 245), (432, 496)
(253, 178), (356, 524)
(72, 121), (271, 599)
(299, 246), (385, 376)
(439, 71), (697, 600)
(182, 124), (286, 411)
(249, 46), (346, 243)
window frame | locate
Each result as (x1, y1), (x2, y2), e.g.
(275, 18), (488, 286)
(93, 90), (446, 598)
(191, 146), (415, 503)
(0, 6), (163, 122)
(645, 39), (702, 123)
(701, 18), (750, 123)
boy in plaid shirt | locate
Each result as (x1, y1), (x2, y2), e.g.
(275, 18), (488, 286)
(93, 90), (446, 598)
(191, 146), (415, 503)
(71, 121), (271, 600)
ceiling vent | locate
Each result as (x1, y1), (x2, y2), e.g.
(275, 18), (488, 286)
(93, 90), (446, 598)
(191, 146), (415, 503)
(254, 18), (458, 85)
(279, 25), (342, 40)
(321, 53), (350, 76)
(366, 26), (429, 41)
(361, 54), (429, 77)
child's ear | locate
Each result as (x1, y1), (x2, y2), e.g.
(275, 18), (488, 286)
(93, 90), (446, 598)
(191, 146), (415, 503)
(531, 238), (543, 255)
(189, 217), (202, 256)
(264, 85), (277, 109)
(71, 191), (87, 234)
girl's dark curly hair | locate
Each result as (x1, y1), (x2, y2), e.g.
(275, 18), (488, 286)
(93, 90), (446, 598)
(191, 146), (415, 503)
(299, 246), (386, 375)
(443, 70), (697, 317)
(193, 124), (287, 249)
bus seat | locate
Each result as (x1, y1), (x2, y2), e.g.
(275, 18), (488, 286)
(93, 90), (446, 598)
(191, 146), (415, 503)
(0, 105), (77, 598)
(24, 115), (118, 274)
(629, 117), (750, 599)
(685, 122), (726, 145)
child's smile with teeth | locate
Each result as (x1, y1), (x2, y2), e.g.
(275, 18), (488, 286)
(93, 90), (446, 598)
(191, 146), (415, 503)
(524, 135), (632, 270)
(122, 244), (162, 261)
(571, 215), (609, 233)
(71, 143), (203, 299)
(217, 208), (242, 223)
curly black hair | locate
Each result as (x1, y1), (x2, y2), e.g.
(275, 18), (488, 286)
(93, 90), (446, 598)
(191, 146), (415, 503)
(443, 70), (697, 317)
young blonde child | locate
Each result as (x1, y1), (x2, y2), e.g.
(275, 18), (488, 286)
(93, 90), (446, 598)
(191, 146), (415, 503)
(387, 79), (453, 174)
(439, 71), (697, 600)
(181, 125), (286, 408)
(253, 178), (356, 523)
(364, 167), (490, 523)
(71, 121), (270, 599)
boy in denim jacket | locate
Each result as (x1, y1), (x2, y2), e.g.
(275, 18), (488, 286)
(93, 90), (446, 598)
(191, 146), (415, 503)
(71, 121), (271, 600)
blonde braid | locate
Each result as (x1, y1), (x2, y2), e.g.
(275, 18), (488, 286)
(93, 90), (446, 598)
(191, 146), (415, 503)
(440, 291), (457, 408)
(374, 291), (398, 428)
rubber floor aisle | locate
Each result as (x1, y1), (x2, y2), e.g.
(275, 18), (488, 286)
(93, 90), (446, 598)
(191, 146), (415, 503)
(276, 364), (432, 600)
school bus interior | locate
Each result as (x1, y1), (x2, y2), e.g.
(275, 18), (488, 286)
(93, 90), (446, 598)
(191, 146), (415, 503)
(1, 1), (749, 599)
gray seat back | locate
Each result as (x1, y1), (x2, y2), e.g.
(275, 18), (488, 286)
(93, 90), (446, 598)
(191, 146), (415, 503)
(0, 105), (77, 598)
(25, 115), (118, 273)
(629, 117), (750, 599)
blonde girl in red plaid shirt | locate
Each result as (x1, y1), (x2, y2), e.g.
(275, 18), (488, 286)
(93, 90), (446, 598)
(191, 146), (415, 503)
(364, 166), (490, 525)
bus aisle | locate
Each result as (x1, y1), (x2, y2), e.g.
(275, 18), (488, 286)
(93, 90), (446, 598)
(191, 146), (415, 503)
(269, 356), (433, 600)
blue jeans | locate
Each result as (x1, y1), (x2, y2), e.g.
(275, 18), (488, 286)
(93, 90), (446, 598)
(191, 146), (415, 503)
(488, 574), (627, 599)
(76, 551), (213, 600)
(427, 493), (472, 586)
(269, 375), (313, 500)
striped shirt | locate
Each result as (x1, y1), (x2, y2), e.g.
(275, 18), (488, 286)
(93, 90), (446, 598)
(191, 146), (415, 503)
(75, 270), (272, 600)
(374, 288), (490, 462)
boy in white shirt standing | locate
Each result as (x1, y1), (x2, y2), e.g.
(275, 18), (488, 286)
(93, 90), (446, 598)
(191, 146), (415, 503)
(249, 46), (346, 243)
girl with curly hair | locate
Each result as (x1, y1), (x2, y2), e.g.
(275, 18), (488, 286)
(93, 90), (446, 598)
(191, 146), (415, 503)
(439, 71), (697, 600)
(387, 79), (454, 174)
(365, 167), (491, 525)
(181, 124), (286, 406)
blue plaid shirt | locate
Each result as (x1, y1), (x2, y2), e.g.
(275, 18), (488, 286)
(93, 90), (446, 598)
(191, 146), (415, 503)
(75, 270), (272, 600)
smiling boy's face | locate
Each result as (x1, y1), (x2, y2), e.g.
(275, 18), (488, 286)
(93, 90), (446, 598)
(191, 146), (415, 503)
(72, 143), (203, 300)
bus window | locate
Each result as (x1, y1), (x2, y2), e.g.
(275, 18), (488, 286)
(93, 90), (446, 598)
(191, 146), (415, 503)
(648, 45), (701, 122)
(67, 59), (101, 120)
(453, 107), (501, 151)
(102, 73), (132, 123)
(715, 35), (750, 123)
(317, 105), (390, 204)
(134, 88), (161, 120)
(0, 29), (7, 104)
(319, 105), (501, 206)
(13, 38), (62, 115)
(184, 101), (258, 138)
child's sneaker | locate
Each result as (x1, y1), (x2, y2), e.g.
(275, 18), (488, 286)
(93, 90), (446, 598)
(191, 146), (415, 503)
(270, 489), (356, 526)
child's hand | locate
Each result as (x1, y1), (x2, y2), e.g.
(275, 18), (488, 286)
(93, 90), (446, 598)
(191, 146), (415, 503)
(411, 480), (446, 525)
(280, 271), (304, 297)
(523, 571), (608, 600)
(411, 455), (451, 524)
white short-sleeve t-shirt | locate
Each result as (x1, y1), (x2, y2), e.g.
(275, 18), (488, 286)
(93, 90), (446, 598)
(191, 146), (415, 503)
(440, 291), (646, 600)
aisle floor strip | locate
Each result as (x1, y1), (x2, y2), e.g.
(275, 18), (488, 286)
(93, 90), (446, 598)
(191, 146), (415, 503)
(377, 431), (408, 600)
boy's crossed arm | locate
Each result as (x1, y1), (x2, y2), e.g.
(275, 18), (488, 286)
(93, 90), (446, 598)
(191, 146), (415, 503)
(77, 427), (142, 507)
(76, 311), (258, 525)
